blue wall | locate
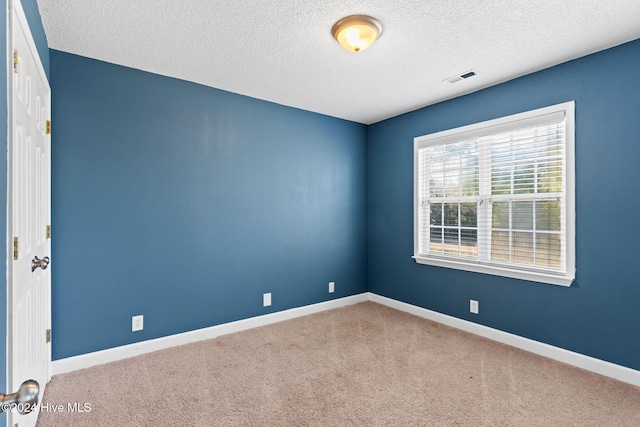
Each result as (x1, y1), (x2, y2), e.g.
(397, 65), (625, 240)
(2, 1), (49, 426)
(367, 38), (640, 371)
(49, 50), (368, 359)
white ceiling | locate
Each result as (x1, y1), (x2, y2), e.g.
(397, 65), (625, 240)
(37, 1), (640, 125)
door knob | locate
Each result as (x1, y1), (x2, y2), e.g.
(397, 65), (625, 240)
(31, 256), (50, 272)
(0, 380), (39, 414)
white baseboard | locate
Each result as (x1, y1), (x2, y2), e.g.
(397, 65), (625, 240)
(53, 291), (640, 388)
(52, 293), (368, 375)
(367, 292), (640, 388)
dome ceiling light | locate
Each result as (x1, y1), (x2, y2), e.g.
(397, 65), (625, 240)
(331, 15), (382, 53)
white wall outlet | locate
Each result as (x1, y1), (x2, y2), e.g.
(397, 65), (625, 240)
(329, 282), (335, 293)
(470, 300), (479, 315)
(263, 293), (272, 307)
(132, 315), (144, 332)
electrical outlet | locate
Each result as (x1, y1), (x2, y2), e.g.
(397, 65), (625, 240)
(329, 282), (335, 293)
(470, 300), (479, 315)
(263, 293), (272, 307)
(132, 315), (144, 332)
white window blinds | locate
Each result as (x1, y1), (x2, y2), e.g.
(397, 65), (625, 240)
(414, 102), (575, 286)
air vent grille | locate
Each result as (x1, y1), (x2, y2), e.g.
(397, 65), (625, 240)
(444, 69), (479, 84)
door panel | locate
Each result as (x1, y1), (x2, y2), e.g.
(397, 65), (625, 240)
(8, 0), (52, 426)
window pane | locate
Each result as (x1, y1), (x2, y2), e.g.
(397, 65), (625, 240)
(445, 170), (461, 197)
(444, 203), (458, 226)
(536, 125), (563, 152)
(490, 141), (511, 164)
(444, 228), (459, 255)
(513, 164), (535, 194)
(430, 227), (443, 253)
(461, 145), (479, 169)
(537, 160), (563, 193)
(512, 201), (533, 230)
(536, 200), (561, 231)
(460, 168), (479, 196)
(445, 144), (462, 169)
(492, 202), (509, 228)
(429, 147), (445, 170)
(461, 229), (478, 257)
(536, 233), (561, 268)
(491, 231), (510, 262)
(430, 203), (442, 226)
(513, 232), (534, 265)
(460, 202), (477, 227)
(491, 166), (511, 195)
(430, 172), (444, 197)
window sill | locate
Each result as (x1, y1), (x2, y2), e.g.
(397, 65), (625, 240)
(412, 255), (574, 287)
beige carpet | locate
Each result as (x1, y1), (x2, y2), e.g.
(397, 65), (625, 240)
(37, 302), (640, 426)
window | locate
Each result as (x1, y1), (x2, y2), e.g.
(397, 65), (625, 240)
(413, 102), (575, 286)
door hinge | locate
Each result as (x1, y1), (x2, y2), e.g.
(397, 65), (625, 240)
(13, 237), (18, 260)
(46, 329), (51, 343)
(46, 120), (51, 135)
(13, 50), (18, 73)
(46, 225), (51, 239)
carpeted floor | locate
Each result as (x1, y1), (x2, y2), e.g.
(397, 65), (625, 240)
(37, 301), (640, 426)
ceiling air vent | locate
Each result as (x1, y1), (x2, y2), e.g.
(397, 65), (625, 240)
(444, 69), (479, 84)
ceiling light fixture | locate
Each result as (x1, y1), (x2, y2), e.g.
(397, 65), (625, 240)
(331, 15), (382, 53)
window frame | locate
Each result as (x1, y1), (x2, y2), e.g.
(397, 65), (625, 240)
(413, 101), (575, 287)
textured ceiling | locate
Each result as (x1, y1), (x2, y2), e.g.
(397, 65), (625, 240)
(37, 1), (640, 124)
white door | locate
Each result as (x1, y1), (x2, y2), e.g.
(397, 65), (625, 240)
(8, 0), (52, 426)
